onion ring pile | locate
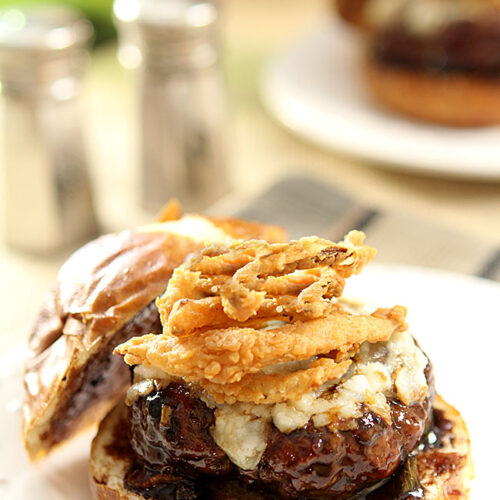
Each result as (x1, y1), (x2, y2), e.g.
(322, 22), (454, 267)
(157, 230), (376, 335)
(116, 232), (408, 404)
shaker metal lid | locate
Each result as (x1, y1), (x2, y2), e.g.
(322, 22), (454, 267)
(113, 0), (219, 70)
(0, 5), (93, 51)
(114, 0), (218, 33)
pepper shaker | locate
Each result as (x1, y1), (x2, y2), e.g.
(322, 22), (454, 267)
(0, 6), (97, 253)
(113, 0), (230, 212)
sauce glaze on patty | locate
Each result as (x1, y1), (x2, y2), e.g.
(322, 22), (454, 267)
(126, 362), (434, 499)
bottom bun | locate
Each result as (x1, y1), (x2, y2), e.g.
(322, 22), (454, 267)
(90, 395), (473, 500)
(363, 56), (500, 126)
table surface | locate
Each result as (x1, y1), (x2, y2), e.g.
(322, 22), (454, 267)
(1, 0), (500, 349)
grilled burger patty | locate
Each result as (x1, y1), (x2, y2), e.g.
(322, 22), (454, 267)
(125, 364), (434, 499)
(129, 383), (233, 478)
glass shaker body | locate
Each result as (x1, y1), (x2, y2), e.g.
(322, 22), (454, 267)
(114, 0), (230, 212)
(141, 59), (228, 211)
(0, 6), (97, 253)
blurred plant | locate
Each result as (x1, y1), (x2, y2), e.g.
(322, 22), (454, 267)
(0, 0), (116, 45)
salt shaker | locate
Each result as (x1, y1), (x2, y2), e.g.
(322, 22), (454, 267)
(0, 6), (97, 253)
(113, 0), (229, 212)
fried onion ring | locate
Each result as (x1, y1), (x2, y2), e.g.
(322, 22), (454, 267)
(115, 306), (406, 385)
(115, 232), (407, 404)
(199, 358), (353, 405)
(165, 295), (346, 336)
(157, 231), (375, 335)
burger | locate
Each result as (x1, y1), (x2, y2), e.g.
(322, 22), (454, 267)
(22, 202), (285, 460)
(85, 232), (473, 499)
(361, 0), (500, 126)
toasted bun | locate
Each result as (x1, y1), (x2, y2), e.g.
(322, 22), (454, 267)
(417, 396), (474, 500)
(363, 55), (500, 126)
(90, 395), (473, 500)
(23, 213), (286, 461)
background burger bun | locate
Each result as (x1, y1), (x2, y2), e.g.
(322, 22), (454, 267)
(363, 55), (500, 126)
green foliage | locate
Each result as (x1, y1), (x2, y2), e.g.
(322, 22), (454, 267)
(0, 0), (116, 45)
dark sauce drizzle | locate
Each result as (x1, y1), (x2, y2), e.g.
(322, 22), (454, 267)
(124, 406), (454, 500)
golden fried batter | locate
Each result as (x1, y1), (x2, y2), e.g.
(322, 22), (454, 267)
(114, 232), (407, 404)
(199, 358), (353, 405)
(115, 306), (406, 385)
(157, 231), (376, 335)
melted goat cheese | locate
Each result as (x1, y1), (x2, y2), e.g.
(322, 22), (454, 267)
(211, 404), (271, 470)
(210, 328), (428, 470)
(125, 365), (174, 405)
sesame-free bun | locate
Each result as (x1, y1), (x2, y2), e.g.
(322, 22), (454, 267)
(363, 55), (500, 126)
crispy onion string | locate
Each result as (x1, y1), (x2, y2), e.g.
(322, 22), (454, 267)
(115, 233), (408, 404)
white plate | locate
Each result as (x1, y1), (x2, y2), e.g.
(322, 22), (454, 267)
(0, 341), (93, 500)
(261, 20), (500, 179)
(1, 264), (499, 499)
